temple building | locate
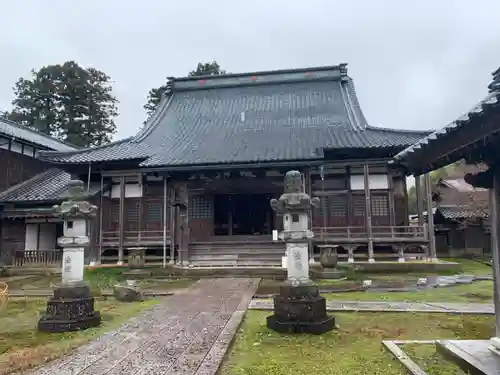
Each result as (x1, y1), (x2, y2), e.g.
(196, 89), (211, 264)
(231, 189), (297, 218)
(0, 64), (433, 267)
(394, 65), (500, 374)
(0, 117), (76, 266)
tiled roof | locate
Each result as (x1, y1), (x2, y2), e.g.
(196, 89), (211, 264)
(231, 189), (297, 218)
(437, 205), (488, 220)
(441, 178), (488, 193)
(0, 117), (77, 152)
(394, 66), (500, 163)
(0, 169), (101, 203)
(39, 64), (431, 167)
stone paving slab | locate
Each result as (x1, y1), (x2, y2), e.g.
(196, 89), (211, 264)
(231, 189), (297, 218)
(28, 278), (259, 375)
(249, 299), (494, 314)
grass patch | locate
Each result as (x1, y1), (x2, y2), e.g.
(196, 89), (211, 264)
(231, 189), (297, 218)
(403, 343), (468, 375)
(6, 268), (195, 292)
(325, 280), (493, 303)
(448, 258), (492, 276)
(0, 297), (157, 374)
(218, 311), (494, 375)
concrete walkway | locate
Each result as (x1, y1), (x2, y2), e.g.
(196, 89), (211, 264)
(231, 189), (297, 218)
(29, 278), (259, 375)
(249, 299), (495, 314)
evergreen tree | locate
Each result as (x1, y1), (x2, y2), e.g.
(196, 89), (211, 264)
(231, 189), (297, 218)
(6, 61), (118, 147)
(143, 61), (226, 120)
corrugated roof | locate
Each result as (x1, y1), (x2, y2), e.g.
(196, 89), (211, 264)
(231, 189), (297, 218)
(39, 64), (430, 167)
(0, 117), (77, 152)
(0, 169), (101, 203)
(394, 66), (500, 163)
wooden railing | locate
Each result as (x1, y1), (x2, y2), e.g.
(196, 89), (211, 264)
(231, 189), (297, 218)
(102, 230), (170, 244)
(313, 225), (428, 242)
(13, 249), (63, 268)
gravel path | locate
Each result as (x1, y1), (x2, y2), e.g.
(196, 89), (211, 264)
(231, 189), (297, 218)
(28, 278), (259, 375)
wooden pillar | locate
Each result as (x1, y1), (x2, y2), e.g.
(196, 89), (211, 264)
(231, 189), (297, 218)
(489, 173), (500, 342)
(424, 173), (437, 261)
(169, 184), (175, 264)
(138, 173), (143, 242)
(388, 172), (396, 227)
(162, 176), (168, 268)
(363, 165), (374, 262)
(176, 182), (189, 265)
(97, 173), (104, 265)
(415, 175), (424, 226)
(118, 176), (125, 265)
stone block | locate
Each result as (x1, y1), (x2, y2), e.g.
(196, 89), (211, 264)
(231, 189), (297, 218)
(38, 283), (101, 333)
(113, 284), (144, 302)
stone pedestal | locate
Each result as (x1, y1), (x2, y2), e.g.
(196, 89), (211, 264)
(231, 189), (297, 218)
(267, 284), (335, 334)
(38, 283), (101, 332)
(266, 170), (334, 335)
(319, 246), (344, 279)
(38, 180), (101, 333)
(123, 247), (152, 279)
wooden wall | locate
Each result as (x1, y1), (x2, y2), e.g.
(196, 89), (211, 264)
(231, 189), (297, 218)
(0, 219), (25, 264)
(0, 149), (49, 192)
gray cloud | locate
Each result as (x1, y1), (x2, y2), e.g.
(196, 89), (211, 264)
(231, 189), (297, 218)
(1, 0), (499, 139)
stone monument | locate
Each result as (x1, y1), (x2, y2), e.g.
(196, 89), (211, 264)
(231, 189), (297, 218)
(319, 246), (344, 279)
(123, 247), (152, 279)
(266, 170), (335, 334)
(38, 180), (101, 332)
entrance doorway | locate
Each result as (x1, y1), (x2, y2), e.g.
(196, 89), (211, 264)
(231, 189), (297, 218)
(213, 194), (274, 236)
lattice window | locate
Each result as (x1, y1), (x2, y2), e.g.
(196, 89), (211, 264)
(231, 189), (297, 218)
(371, 195), (389, 217)
(147, 203), (162, 222)
(110, 202), (120, 224)
(126, 202), (140, 222)
(330, 195), (347, 217)
(189, 196), (213, 219)
(314, 196), (329, 217)
(353, 195), (366, 216)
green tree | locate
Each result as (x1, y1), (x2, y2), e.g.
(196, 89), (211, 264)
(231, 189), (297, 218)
(407, 164), (456, 215)
(6, 61), (118, 147)
(143, 61), (226, 119)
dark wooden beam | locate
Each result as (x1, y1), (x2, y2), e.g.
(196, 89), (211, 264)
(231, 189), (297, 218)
(408, 110), (500, 172)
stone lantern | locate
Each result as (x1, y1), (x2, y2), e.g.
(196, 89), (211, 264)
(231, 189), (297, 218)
(38, 180), (101, 332)
(266, 170), (335, 334)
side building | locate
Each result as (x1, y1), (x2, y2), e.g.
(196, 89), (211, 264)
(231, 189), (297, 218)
(0, 117), (77, 266)
(3, 64), (432, 267)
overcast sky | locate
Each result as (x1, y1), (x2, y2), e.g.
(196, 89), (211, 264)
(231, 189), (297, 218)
(1, 0), (500, 140)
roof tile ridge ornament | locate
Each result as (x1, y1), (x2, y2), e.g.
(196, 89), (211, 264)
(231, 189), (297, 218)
(52, 180), (97, 219)
(488, 65), (500, 93)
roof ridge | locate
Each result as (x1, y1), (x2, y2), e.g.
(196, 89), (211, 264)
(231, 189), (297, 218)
(366, 125), (433, 135)
(169, 64), (349, 92)
(0, 117), (78, 150)
(171, 63), (348, 82)
(0, 168), (62, 201)
(38, 137), (134, 159)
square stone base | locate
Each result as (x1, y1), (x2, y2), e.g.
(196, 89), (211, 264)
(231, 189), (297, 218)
(266, 314), (335, 334)
(266, 284), (335, 335)
(38, 283), (102, 333)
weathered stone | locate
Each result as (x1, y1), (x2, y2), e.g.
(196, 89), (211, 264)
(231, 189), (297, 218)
(128, 247), (146, 269)
(38, 179), (101, 333)
(38, 283), (101, 333)
(267, 170), (334, 334)
(113, 283), (144, 302)
(319, 246), (338, 269)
